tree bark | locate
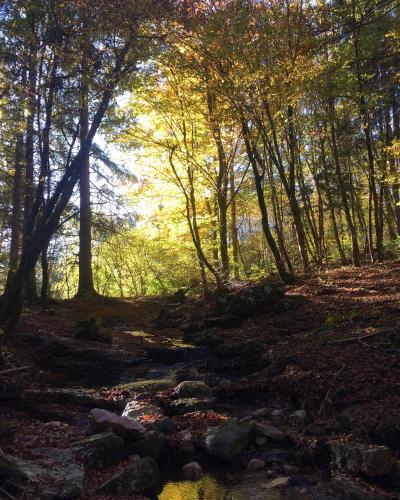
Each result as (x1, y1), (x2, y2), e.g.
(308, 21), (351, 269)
(77, 79), (96, 297)
(4, 134), (25, 292)
(230, 168), (240, 279)
(77, 31), (96, 297)
(24, 43), (38, 300)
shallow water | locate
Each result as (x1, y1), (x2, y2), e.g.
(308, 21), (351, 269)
(158, 475), (226, 500)
(157, 474), (300, 500)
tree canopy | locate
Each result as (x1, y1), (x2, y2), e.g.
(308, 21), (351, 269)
(0, 0), (399, 331)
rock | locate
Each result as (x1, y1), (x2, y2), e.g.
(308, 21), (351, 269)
(331, 476), (393, 500)
(23, 403), (77, 424)
(128, 430), (166, 459)
(152, 416), (178, 434)
(71, 431), (124, 469)
(170, 397), (215, 415)
(173, 380), (214, 399)
(261, 450), (293, 465)
(332, 412), (354, 433)
(252, 408), (270, 419)
(331, 442), (393, 477)
(303, 423), (326, 437)
(184, 329), (224, 347)
(266, 476), (291, 489)
(283, 464), (300, 474)
(145, 345), (182, 364)
(212, 341), (266, 374)
(182, 462), (203, 480)
(0, 448), (84, 499)
(74, 315), (108, 343)
(215, 284), (282, 319)
(204, 419), (254, 461)
(204, 314), (239, 329)
(255, 437), (267, 447)
(27, 334), (140, 386)
(122, 401), (163, 421)
(90, 408), (146, 438)
(177, 430), (195, 455)
(22, 388), (121, 410)
(96, 455), (159, 495)
(117, 377), (175, 393)
(289, 475), (315, 487)
(290, 409), (307, 427)
(247, 458), (265, 471)
(256, 423), (285, 442)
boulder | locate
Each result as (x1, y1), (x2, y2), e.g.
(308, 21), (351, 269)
(127, 430), (166, 459)
(204, 419), (254, 461)
(215, 284), (282, 319)
(122, 401), (163, 421)
(71, 431), (124, 469)
(204, 315), (239, 329)
(256, 423), (285, 442)
(331, 442), (393, 477)
(182, 462), (203, 481)
(211, 341), (266, 374)
(74, 315), (108, 343)
(96, 455), (159, 495)
(152, 416), (178, 434)
(22, 388), (121, 410)
(173, 381), (213, 399)
(23, 334), (140, 386)
(90, 408), (146, 438)
(0, 448), (84, 499)
(21, 388), (120, 409)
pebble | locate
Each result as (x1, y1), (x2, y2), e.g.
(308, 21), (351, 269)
(247, 458), (266, 471)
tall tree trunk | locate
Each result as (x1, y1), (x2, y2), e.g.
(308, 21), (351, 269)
(4, 134), (25, 292)
(40, 244), (49, 309)
(230, 168), (240, 279)
(24, 44), (38, 300)
(77, 63), (95, 297)
(205, 198), (219, 268)
(268, 160), (294, 273)
(207, 90), (229, 280)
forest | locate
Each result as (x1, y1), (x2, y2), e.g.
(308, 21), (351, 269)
(0, 0), (400, 499)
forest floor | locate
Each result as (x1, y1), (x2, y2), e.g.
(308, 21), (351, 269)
(1, 262), (400, 499)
